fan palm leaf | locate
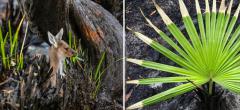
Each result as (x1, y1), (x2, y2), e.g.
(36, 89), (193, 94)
(127, 0), (240, 109)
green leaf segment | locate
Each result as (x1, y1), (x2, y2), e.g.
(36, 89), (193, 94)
(127, 0), (240, 109)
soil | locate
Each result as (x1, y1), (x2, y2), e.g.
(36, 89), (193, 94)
(126, 0), (240, 110)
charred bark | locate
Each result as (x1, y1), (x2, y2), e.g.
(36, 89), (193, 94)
(92, 0), (123, 22)
(68, 0), (123, 97)
(17, 0), (68, 44)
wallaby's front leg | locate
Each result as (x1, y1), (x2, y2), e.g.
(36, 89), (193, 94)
(59, 61), (66, 78)
(50, 68), (57, 87)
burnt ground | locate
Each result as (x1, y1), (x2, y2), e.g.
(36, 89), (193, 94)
(126, 0), (240, 110)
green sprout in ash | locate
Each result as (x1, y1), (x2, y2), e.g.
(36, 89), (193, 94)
(67, 31), (106, 100)
(0, 15), (26, 73)
(127, 0), (240, 109)
(68, 31), (84, 63)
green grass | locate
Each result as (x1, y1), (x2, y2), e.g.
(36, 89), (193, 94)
(68, 31), (83, 63)
(67, 31), (106, 99)
(17, 21), (28, 70)
(10, 15), (25, 57)
(127, 0), (240, 109)
(0, 15), (25, 72)
(0, 28), (9, 69)
(92, 52), (106, 98)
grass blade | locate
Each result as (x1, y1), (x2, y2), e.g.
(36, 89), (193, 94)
(10, 15), (25, 56)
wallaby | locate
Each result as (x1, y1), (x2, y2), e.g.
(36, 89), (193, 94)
(48, 28), (76, 87)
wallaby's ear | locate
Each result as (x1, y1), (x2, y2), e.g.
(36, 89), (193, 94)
(56, 28), (63, 41)
(48, 31), (58, 47)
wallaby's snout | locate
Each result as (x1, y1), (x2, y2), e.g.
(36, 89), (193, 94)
(57, 40), (77, 57)
(68, 48), (77, 57)
(64, 47), (76, 57)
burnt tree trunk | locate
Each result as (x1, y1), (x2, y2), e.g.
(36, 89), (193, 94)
(92, 0), (122, 22)
(17, 0), (69, 44)
(18, 0), (122, 107)
(69, 0), (123, 102)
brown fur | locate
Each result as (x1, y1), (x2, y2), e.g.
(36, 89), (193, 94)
(49, 40), (76, 87)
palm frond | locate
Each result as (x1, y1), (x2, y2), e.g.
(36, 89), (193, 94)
(127, 0), (240, 109)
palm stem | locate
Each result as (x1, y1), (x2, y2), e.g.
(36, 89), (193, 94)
(208, 79), (213, 95)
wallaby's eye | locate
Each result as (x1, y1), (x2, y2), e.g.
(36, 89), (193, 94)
(65, 47), (68, 50)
